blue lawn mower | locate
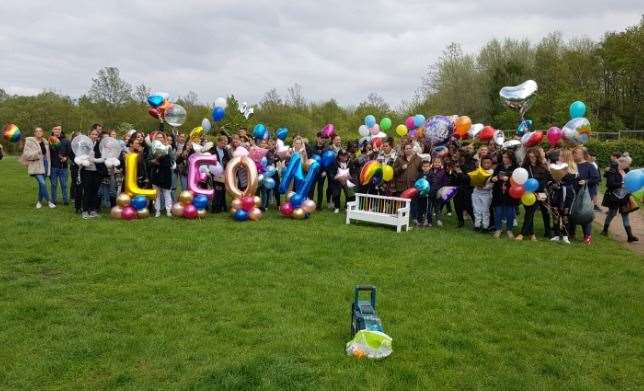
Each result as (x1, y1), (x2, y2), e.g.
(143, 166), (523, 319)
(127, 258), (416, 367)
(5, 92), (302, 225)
(350, 285), (384, 336)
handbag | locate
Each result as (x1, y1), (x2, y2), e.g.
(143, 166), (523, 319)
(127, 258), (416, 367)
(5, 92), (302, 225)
(620, 196), (640, 214)
(570, 185), (594, 225)
(612, 188), (628, 200)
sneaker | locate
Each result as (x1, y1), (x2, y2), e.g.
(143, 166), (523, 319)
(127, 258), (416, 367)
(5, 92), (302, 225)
(166, 210), (172, 217)
(507, 231), (514, 240)
(48, 202), (56, 209)
(474, 226), (481, 232)
(513, 220), (518, 227)
(447, 212), (452, 217)
(515, 234), (524, 241)
(426, 222), (433, 228)
(334, 208), (339, 214)
(493, 230), (501, 239)
(550, 236), (560, 242)
(436, 220), (443, 227)
(36, 202), (42, 209)
(583, 235), (592, 245)
(530, 235), (537, 241)
(412, 219), (419, 226)
(81, 212), (90, 219)
(89, 211), (98, 218)
(562, 236), (571, 245)
(155, 211), (161, 218)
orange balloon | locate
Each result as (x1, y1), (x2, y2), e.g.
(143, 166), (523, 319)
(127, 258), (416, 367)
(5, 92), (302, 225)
(455, 116), (472, 133)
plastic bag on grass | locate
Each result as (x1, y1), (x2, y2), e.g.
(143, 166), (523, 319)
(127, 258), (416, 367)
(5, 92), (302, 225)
(346, 330), (392, 360)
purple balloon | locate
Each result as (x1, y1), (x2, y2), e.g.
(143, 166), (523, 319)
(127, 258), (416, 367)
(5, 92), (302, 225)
(426, 115), (453, 144)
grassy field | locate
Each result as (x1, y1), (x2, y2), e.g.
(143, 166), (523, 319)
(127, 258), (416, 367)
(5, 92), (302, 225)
(0, 156), (642, 390)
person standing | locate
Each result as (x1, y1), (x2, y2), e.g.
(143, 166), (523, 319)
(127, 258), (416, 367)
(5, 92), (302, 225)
(48, 125), (71, 205)
(211, 135), (231, 213)
(80, 125), (104, 219)
(21, 127), (55, 209)
(394, 142), (423, 222)
(491, 152), (518, 239)
(516, 148), (551, 241)
(569, 147), (600, 245)
(601, 156), (639, 242)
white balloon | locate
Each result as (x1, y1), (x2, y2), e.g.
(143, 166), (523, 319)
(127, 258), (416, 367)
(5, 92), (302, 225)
(358, 125), (369, 137)
(214, 97), (227, 109)
(511, 167), (529, 185)
(201, 118), (212, 133)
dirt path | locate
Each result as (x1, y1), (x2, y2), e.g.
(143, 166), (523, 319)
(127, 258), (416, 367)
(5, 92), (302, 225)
(594, 198), (644, 256)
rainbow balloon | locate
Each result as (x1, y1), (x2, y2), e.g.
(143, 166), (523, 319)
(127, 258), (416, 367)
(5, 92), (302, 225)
(3, 124), (21, 143)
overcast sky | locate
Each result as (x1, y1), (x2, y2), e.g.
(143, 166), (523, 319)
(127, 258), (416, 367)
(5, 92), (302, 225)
(0, 1), (640, 106)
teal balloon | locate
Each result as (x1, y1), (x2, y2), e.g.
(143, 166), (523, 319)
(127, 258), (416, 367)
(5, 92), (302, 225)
(147, 95), (164, 108)
(364, 115), (376, 128)
(414, 178), (430, 196)
(277, 128), (288, 140)
(569, 101), (586, 119)
(254, 123), (267, 139)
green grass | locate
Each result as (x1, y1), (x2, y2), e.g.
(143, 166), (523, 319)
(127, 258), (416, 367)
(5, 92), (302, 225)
(0, 156), (642, 390)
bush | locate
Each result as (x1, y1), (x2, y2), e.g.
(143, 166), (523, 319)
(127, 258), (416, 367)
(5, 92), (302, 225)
(585, 138), (644, 168)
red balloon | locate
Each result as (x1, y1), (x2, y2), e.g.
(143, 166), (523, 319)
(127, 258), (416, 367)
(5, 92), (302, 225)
(183, 204), (198, 219)
(371, 137), (383, 149)
(509, 185), (525, 199)
(478, 126), (496, 141)
(526, 130), (544, 147)
(241, 196), (256, 212)
(279, 202), (294, 216)
(148, 107), (160, 119)
(400, 187), (418, 199)
(121, 206), (137, 220)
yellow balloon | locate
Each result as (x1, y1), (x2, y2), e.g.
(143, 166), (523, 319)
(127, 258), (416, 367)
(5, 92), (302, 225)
(382, 164), (394, 182)
(190, 126), (204, 141)
(292, 208), (306, 220)
(124, 153), (157, 200)
(467, 166), (493, 187)
(521, 192), (536, 206)
(253, 196), (262, 208)
(395, 124), (408, 137)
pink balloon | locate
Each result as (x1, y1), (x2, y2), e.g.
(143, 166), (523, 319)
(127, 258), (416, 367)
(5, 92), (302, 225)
(369, 124), (380, 136)
(249, 146), (268, 162)
(121, 206), (137, 220)
(183, 204), (198, 219)
(547, 127), (562, 145)
(321, 124), (335, 138)
(188, 153), (218, 199)
(405, 116), (416, 130)
(279, 202), (293, 216)
(241, 196), (255, 212)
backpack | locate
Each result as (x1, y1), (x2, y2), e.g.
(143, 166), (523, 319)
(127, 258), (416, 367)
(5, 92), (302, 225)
(570, 185), (594, 225)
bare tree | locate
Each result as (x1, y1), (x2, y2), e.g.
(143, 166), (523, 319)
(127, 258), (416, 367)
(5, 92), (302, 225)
(133, 84), (151, 103)
(286, 83), (306, 108)
(88, 67), (132, 105)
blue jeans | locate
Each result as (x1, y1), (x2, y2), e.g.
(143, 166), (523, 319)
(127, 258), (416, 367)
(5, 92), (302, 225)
(34, 174), (50, 202)
(50, 167), (69, 204)
(494, 205), (516, 231)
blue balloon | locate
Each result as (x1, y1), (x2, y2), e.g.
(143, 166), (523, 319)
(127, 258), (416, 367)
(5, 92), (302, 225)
(192, 194), (209, 210)
(320, 150), (337, 169)
(233, 209), (249, 221)
(311, 154), (321, 163)
(147, 95), (164, 108)
(516, 119), (533, 136)
(290, 194), (304, 208)
(265, 165), (276, 177)
(364, 115), (376, 128)
(414, 178), (430, 196)
(131, 195), (148, 210)
(263, 177), (276, 190)
(569, 101), (587, 119)
(254, 123), (267, 139)
(524, 178), (539, 193)
(277, 128), (289, 140)
(624, 169), (644, 193)
(212, 106), (225, 122)
(414, 114), (426, 128)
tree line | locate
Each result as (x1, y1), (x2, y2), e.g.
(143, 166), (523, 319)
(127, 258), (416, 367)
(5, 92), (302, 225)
(1, 17), (641, 154)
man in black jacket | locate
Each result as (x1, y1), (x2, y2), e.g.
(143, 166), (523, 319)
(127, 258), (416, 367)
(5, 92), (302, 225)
(210, 135), (231, 213)
(308, 132), (328, 207)
(49, 125), (72, 205)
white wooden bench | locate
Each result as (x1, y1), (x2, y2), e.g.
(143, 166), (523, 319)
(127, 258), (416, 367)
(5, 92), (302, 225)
(346, 193), (411, 232)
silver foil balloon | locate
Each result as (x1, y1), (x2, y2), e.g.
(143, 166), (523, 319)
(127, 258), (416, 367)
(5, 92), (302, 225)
(502, 140), (521, 149)
(499, 80), (538, 118)
(562, 117), (591, 145)
(468, 123), (484, 139)
(425, 115), (453, 144)
(99, 137), (121, 160)
(71, 134), (93, 157)
(493, 130), (505, 146)
(164, 104), (187, 127)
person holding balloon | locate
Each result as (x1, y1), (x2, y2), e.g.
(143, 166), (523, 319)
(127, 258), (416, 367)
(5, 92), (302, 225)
(20, 127), (55, 209)
(394, 143), (423, 222)
(471, 156), (495, 231)
(211, 135), (231, 213)
(308, 132), (328, 208)
(79, 125), (105, 219)
(328, 149), (355, 214)
(516, 148), (552, 241)
(491, 152), (519, 239)
(601, 156), (639, 242)
(569, 147), (600, 245)
(452, 148), (476, 228)
(148, 132), (176, 217)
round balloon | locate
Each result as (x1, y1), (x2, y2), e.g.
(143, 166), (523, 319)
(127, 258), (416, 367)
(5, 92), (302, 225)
(121, 206), (137, 220)
(183, 204), (198, 219)
(358, 125), (369, 137)
(171, 202), (185, 217)
(212, 106), (225, 122)
(214, 96), (227, 109)
(569, 101), (586, 119)
(279, 202), (294, 216)
(524, 178), (539, 193)
(414, 114), (426, 128)
(380, 117), (392, 131)
(521, 192), (536, 206)
(509, 185), (525, 199)
(624, 169), (644, 193)
(364, 115), (376, 128)
(164, 104), (187, 127)
(116, 193), (131, 208)
(290, 194), (304, 208)
(192, 194), (209, 210)
(547, 127), (562, 145)
(405, 116), (416, 130)
(131, 195), (148, 210)
(511, 168), (529, 185)
(110, 206), (123, 219)
(254, 123), (267, 139)
(233, 208), (249, 221)
(395, 124), (408, 137)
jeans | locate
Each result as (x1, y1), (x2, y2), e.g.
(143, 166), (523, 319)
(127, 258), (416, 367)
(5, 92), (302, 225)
(50, 167), (69, 204)
(154, 186), (173, 213)
(569, 222), (592, 238)
(179, 175), (188, 192)
(98, 182), (112, 210)
(33, 174), (50, 202)
(494, 205), (516, 231)
(520, 202), (551, 237)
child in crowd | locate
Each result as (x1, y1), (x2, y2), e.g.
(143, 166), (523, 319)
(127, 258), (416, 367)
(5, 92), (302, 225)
(328, 150), (356, 213)
(416, 160), (432, 227)
(471, 156), (494, 231)
(547, 168), (574, 244)
(427, 157), (447, 226)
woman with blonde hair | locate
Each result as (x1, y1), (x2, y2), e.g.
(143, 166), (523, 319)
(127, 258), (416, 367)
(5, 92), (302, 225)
(21, 127), (55, 209)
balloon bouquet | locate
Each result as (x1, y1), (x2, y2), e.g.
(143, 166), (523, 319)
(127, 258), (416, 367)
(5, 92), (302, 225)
(359, 114), (390, 146)
(3, 123), (22, 143)
(146, 92), (187, 132)
(112, 193), (153, 220)
(546, 101), (592, 146)
(225, 152), (263, 222)
(507, 167), (540, 207)
(169, 191), (208, 219)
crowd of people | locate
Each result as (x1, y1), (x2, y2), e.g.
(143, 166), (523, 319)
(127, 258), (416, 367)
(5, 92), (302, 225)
(17, 123), (639, 244)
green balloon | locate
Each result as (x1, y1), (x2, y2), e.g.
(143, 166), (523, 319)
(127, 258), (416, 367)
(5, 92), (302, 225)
(380, 117), (392, 131)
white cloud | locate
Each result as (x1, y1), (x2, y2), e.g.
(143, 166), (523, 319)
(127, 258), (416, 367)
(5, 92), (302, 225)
(0, 0), (639, 105)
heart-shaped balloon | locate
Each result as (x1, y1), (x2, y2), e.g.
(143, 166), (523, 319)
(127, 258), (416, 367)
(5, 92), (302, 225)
(499, 80), (538, 117)
(147, 95), (164, 108)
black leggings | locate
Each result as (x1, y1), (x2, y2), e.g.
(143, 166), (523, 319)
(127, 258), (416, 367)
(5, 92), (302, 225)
(81, 170), (99, 213)
(454, 188), (473, 224)
(521, 202), (551, 237)
(604, 207), (631, 229)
